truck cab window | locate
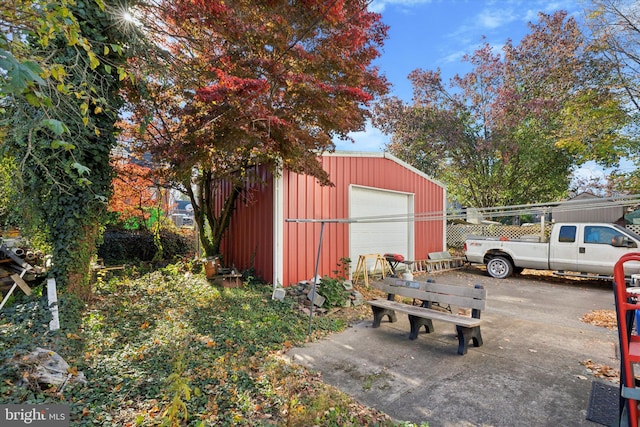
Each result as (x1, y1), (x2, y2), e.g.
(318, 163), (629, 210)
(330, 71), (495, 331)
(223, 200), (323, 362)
(558, 226), (576, 243)
(584, 226), (622, 245)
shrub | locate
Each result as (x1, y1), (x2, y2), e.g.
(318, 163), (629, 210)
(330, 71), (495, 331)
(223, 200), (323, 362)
(98, 227), (193, 264)
(318, 276), (350, 308)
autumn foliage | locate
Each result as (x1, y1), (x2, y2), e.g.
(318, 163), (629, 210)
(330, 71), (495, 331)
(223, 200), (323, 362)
(123, 0), (389, 256)
(108, 161), (157, 228)
(373, 11), (633, 209)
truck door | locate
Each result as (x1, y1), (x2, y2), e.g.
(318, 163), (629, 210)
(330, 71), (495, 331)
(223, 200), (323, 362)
(549, 225), (579, 272)
(579, 225), (633, 275)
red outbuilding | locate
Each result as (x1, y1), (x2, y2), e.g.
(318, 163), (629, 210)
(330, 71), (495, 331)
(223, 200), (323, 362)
(218, 151), (447, 287)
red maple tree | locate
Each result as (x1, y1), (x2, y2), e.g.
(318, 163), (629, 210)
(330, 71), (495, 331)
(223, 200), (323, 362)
(122, 0), (389, 256)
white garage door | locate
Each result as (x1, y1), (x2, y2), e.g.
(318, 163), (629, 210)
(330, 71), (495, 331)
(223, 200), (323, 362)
(350, 186), (413, 272)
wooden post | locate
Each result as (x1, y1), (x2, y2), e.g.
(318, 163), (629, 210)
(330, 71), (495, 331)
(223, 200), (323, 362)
(47, 278), (60, 331)
(10, 273), (31, 296)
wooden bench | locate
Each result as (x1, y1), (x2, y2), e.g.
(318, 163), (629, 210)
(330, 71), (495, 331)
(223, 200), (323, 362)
(366, 277), (486, 355)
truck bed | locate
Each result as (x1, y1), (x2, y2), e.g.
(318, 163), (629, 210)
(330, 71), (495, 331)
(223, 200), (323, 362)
(465, 238), (550, 270)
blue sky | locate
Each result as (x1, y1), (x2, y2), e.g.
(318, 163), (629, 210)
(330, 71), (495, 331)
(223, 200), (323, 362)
(337, 0), (584, 152)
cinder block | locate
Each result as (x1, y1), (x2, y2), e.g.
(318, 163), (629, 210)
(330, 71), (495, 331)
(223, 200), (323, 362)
(307, 289), (325, 307)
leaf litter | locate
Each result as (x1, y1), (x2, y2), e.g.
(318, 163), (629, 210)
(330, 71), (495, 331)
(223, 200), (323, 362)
(581, 309), (617, 330)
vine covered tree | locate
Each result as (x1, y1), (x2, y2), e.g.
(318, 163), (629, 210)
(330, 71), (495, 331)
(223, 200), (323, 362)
(372, 11), (634, 208)
(1, 1), (137, 298)
(123, 0), (389, 257)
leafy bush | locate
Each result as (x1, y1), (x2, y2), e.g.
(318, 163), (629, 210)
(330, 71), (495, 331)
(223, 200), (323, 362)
(97, 227), (194, 264)
(318, 276), (351, 308)
(314, 257), (352, 309)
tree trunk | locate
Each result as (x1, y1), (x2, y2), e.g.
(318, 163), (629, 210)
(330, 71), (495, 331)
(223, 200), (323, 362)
(187, 170), (244, 260)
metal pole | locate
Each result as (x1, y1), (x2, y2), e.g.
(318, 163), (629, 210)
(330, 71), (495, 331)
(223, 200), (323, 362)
(0, 283), (18, 311)
(307, 221), (326, 338)
(0, 268), (29, 311)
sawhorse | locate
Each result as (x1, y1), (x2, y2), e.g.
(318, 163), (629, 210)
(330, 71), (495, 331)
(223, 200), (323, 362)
(353, 254), (393, 287)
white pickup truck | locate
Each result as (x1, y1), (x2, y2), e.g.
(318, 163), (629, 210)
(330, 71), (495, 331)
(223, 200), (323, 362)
(464, 222), (640, 279)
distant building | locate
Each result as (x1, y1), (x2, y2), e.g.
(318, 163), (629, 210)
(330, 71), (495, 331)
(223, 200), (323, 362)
(625, 208), (640, 225)
(169, 199), (194, 227)
(172, 200), (193, 215)
(551, 192), (624, 224)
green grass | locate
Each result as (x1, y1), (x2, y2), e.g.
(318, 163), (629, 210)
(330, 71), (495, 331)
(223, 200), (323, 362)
(0, 262), (427, 426)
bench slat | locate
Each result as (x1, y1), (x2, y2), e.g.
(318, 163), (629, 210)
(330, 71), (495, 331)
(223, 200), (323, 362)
(381, 277), (486, 299)
(374, 283), (486, 311)
(366, 299), (481, 328)
(370, 279), (486, 311)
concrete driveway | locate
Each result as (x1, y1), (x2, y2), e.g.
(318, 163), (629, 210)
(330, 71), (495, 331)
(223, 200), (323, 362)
(285, 267), (619, 427)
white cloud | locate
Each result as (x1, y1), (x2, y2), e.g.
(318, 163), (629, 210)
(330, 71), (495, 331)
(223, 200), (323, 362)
(523, 1), (582, 23)
(333, 122), (390, 152)
(523, 9), (541, 22)
(573, 164), (606, 181)
(445, 6), (518, 38)
(440, 49), (468, 65)
(369, 0), (433, 14)
(476, 8), (519, 30)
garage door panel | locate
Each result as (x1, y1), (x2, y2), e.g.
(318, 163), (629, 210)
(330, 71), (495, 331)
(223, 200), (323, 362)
(350, 187), (413, 272)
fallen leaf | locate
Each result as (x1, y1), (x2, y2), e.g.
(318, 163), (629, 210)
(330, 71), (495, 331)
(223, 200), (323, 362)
(581, 359), (620, 383)
(581, 310), (617, 330)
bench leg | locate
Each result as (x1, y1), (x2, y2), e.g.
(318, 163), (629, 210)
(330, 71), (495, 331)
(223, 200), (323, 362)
(455, 325), (483, 355)
(371, 306), (397, 327)
(408, 315), (434, 340)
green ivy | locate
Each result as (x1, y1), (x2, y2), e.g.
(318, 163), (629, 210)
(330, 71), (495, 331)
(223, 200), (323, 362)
(0, 156), (20, 229)
(1, 0), (135, 298)
(1, 262), (426, 426)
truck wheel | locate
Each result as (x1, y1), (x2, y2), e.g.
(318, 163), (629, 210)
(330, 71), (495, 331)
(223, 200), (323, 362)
(486, 256), (513, 279)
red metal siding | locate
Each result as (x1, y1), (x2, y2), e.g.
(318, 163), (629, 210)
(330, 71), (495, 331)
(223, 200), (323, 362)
(282, 167), (351, 286)
(219, 166), (274, 283)
(281, 154), (444, 287)
(218, 154), (444, 287)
